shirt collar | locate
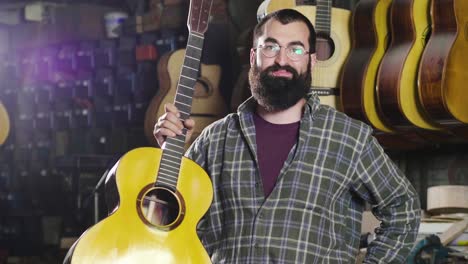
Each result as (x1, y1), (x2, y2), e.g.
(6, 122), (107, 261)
(237, 92), (321, 121)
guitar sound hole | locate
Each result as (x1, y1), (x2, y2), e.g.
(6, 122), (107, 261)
(140, 187), (182, 228)
(316, 34), (335, 61)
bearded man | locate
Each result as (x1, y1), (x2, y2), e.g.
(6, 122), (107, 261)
(154, 8), (420, 263)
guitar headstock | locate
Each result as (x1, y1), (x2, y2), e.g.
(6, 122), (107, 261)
(187, 0), (213, 34)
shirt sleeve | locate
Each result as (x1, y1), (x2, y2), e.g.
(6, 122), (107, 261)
(184, 128), (222, 256)
(352, 135), (421, 263)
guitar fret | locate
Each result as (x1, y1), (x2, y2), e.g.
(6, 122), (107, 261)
(161, 156), (182, 165)
(178, 110), (190, 117)
(191, 32), (204, 39)
(158, 162), (180, 173)
(162, 151), (183, 160)
(165, 142), (185, 151)
(156, 172), (178, 184)
(187, 44), (202, 51)
(162, 158), (183, 167)
(176, 94), (192, 102)
(181, 74), (197, 81)
(171, 136), (185, 143)
(159, 163), (181, 172)
(185, 55), (200, 62)
(178, 93), (193, 99)
(163, 142), (185, 153)
(158, 168), (180, 179)
(163, 152), (184, 161)
(183, 65), (198, 71)
(179, 84), (194, 90)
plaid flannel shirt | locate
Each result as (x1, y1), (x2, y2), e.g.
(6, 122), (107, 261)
(186, 94), (420, 263)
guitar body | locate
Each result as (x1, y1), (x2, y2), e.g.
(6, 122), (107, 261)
(71, 147), (213, 263)
(257, 0), (351, 110)
(376, 0), (439, 130)
(0, 101), (10, 145)
(144, 49), (227, 148)
(419, 0), (468, 125)
(444, 0), (468, 124)
(340, 0), (393, 132)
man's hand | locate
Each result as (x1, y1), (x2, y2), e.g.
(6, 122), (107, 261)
(153, 103), (195, 147)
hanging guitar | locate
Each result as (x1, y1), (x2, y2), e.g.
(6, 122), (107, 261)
(0, 100), (10, 145)
(67, 0), (214, 263)
(144, 48), (227, 150)
(340, 0), (394, 133)
(257, 0), (351, 111)
(375, 0), (440, 131)
(418, 0), (468, 126)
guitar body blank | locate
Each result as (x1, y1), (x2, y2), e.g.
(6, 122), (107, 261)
(144, 49), (227, 148)
(71, 147), (213, 263)
(340, 0), (393, 132)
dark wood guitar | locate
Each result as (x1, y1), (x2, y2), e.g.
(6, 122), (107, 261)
(340, 0), (393, 133)
(418, 0), (468, 126)
(69, 0), (214, 262)
(376, 0), (440, 131)
(257, 0), (351, 110)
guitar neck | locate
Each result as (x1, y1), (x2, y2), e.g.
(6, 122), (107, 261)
(156, 31), (205, 188)
(315, 0), (332, 35)
(173, 32), (205, 121)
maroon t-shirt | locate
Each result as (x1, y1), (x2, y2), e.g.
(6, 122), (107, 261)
(253, 113), (300, 197)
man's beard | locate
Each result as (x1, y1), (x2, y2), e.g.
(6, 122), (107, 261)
(248, 61), (311, 112)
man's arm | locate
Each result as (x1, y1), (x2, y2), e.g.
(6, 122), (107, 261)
(353, 136), (421, 263)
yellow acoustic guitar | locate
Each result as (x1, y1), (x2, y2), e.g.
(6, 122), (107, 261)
(144, 49), (227, 149)
(376, 0), (440, 131)
(69, 0), (214, 263)
(340, 0), (393, 133)
(257, 0), (351, 111)
(0, 101), (10, 145)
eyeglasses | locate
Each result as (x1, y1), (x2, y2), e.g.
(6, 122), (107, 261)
(255, 43), (310, 61)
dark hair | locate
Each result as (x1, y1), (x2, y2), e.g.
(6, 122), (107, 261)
(253, 9), (316, 53)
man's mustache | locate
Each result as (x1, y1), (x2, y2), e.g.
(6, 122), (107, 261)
(263, 64), (298, 78)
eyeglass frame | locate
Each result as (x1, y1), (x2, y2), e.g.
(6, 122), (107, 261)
(253, 42), (311, 61)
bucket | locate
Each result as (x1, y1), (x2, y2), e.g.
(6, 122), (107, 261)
(104, 12), (128, 38)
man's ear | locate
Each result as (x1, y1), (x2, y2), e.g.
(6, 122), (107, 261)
(250, 48), (256, 67)
(310, 53), (317, 70)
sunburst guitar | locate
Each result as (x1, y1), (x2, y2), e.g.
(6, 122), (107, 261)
(376, 0), (441, 131)
(144, 49), (227, 149)
(340, 0), (393, 133)
(68, 0), (214, 263)
(418, 0), (468, 126)
(257, 0), (351, 111)
(0, 100), (10, 145)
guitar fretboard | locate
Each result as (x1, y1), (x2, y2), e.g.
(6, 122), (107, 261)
(155, 32), (205, 188)
(315, 0), (332, 35)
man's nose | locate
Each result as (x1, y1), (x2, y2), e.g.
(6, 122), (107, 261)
(274, 48), (289, 65)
